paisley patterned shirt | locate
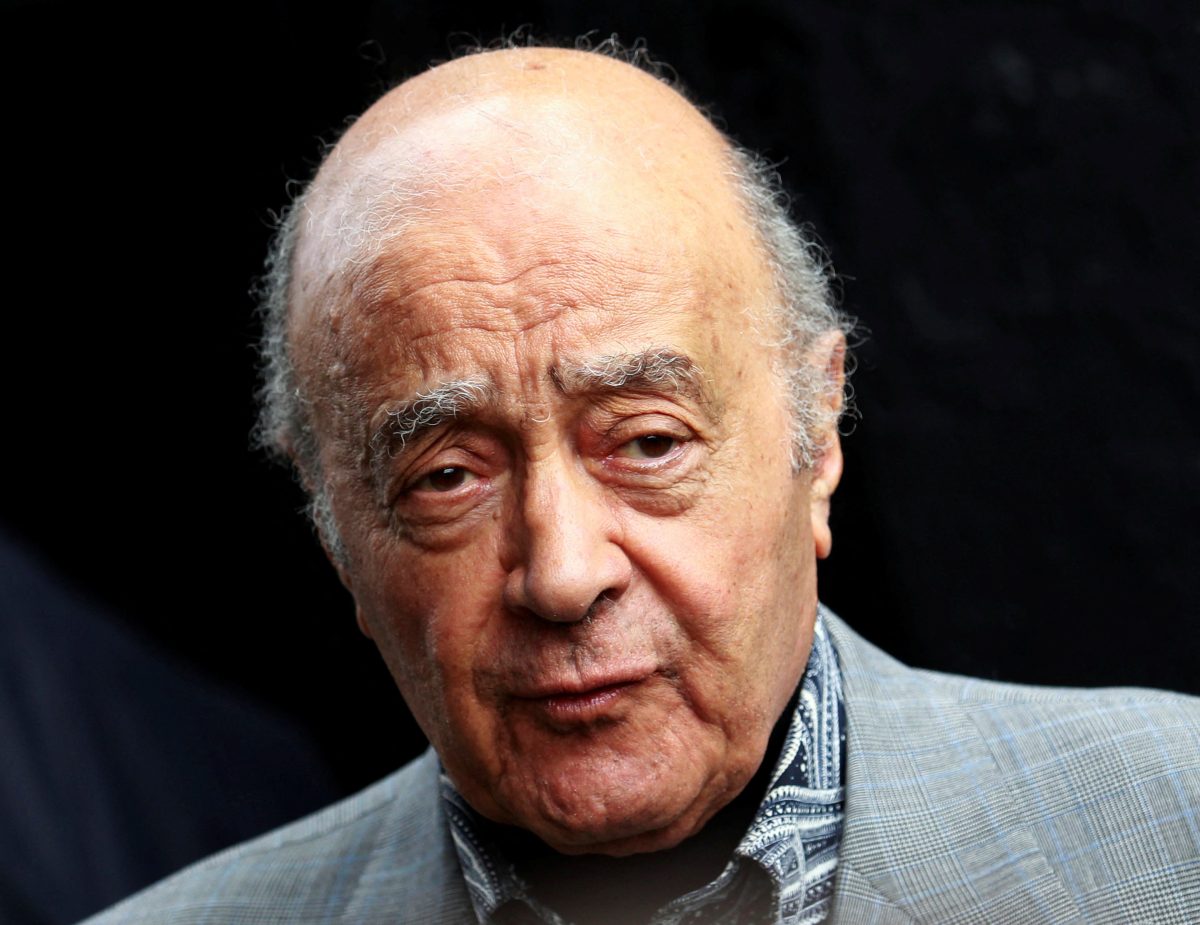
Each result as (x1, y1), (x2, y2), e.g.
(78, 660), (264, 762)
(441, 607), (846, 925)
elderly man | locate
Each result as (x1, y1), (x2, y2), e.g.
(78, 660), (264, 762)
(86, 45), (1198, 925)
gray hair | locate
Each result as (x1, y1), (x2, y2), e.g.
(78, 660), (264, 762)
(253, 38), (854, 559)
(723, 142), (856, 468)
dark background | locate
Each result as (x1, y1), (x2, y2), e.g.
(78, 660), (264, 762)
(3, 1), (1197, 919)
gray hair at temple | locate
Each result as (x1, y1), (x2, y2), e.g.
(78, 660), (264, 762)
(253, 41), (855, 561)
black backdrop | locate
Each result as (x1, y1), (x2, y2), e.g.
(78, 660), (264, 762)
(5, 1), (1198, 801)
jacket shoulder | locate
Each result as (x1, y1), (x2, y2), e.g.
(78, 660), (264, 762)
(80, 749), (473, 925)
(958, 674), (1200, 921)
(823, 609), (1200, 923)
(822, 605), (1200, 736)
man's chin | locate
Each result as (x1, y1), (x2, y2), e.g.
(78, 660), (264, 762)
(468, 763), (739, 857)
(441, 701), (766, 855)
(529, 813), (709, 857)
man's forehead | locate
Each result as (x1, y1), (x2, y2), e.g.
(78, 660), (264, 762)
(340, 271), (713, 411)
(338, 197), (703, 340)
(295, 130), (762, 383)
(300, 99), (725, 292)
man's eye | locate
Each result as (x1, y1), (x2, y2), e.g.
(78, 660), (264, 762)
(616, 435), (679, 460)
(413, 466), (476, 492)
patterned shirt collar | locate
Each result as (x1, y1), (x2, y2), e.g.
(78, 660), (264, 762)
(441, 606), (846, 925)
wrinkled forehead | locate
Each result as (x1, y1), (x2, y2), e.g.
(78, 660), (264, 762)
(297, 139), (768, 400)
(285, 53), (778, 427)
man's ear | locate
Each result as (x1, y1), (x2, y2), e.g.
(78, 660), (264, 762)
(316, 522), (375, 642)
(809, 332), (846, 560)
(297, 463), (371, 638)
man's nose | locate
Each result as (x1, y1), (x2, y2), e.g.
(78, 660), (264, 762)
(502, 457), (631, 623)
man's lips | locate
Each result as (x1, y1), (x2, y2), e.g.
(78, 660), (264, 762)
(510, 669), (655, 727)
(539, 680), (638, 719)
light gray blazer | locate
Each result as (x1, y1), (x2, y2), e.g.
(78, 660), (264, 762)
(83, 613), (1200, 924)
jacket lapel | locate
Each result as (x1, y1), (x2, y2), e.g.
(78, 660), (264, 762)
(823, 611), (1085, 924)
(342, 749), (476, 924)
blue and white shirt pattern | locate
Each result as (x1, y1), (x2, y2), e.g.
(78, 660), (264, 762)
(442, 607), (846, 925)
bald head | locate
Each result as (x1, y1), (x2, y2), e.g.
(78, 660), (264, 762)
(256, 43), (848, 556)
(291, 48), (753, 330)
(320, 46), (726, 178)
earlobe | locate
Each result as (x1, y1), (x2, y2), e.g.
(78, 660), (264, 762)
(355, 603), (374, 641)
(323, 542), (370, 638)
(810, 435), (842, 559)
(809, 332), (846, 560)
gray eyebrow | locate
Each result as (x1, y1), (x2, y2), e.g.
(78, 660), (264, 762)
(367, 349), (707, 475)
(369, 376), (492, 465)
(552, 349), (708, 404)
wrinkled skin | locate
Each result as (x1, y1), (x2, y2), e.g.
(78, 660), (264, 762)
(289, 48), (844, 856)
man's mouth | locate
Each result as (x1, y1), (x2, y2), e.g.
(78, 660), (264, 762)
(512, 670), (654, 728)
(539, 681), (637, 721)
